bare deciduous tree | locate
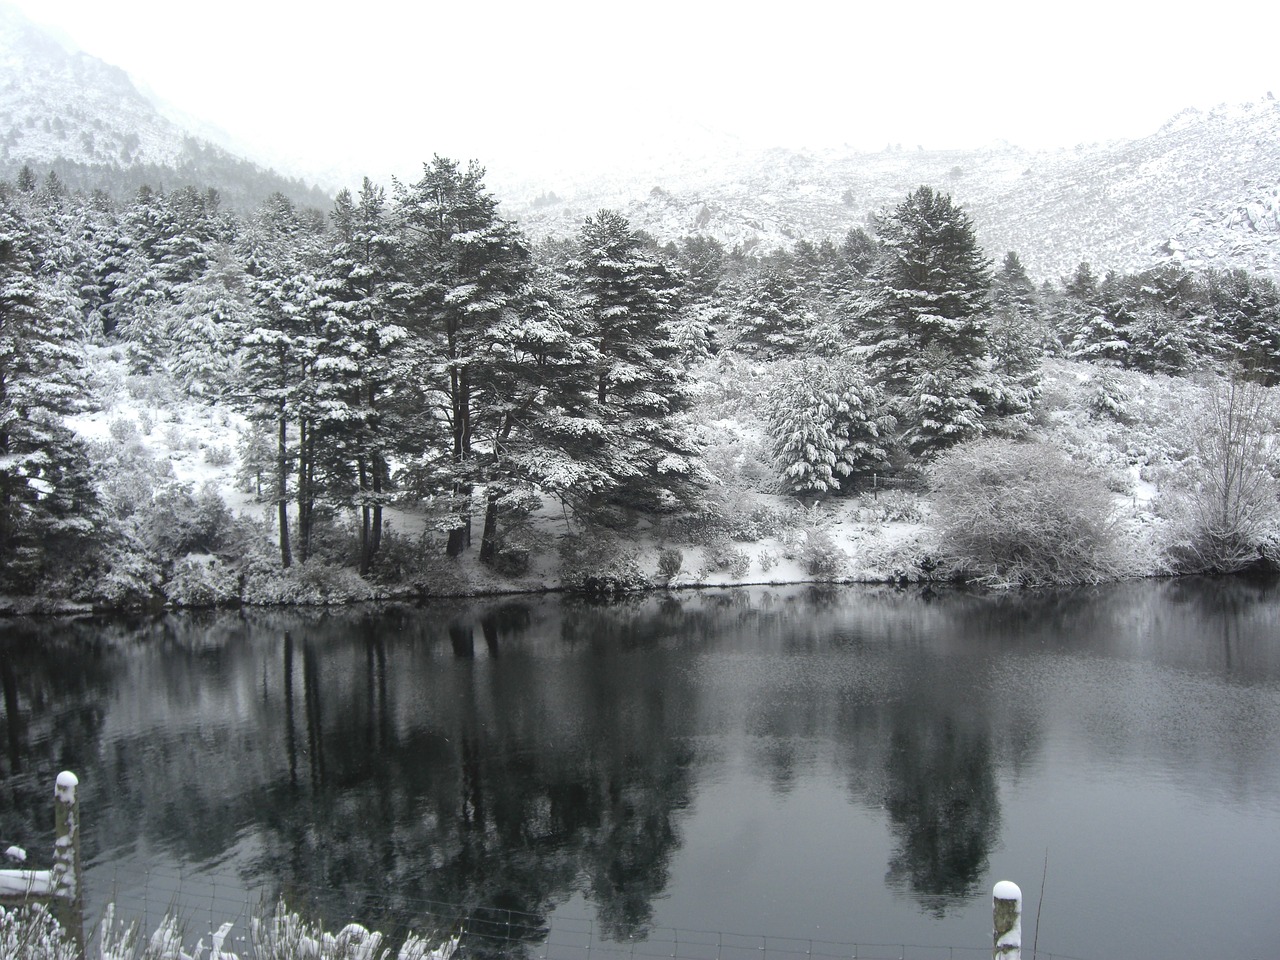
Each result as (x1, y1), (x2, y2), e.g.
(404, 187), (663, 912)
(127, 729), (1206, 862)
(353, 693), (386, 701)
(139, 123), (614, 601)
(1163, 373), (1280, 572)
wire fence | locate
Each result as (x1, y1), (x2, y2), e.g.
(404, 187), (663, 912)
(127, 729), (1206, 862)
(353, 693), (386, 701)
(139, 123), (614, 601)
(71, 862), (1094, 960)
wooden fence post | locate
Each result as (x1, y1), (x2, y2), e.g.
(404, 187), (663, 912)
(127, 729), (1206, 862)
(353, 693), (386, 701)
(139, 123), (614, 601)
(51, 771), (84, 957)
(993, 880), (1021, 960)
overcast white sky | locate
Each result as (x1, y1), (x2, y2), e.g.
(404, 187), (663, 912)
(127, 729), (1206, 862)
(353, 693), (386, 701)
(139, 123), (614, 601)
(9, 0), (1279, 188)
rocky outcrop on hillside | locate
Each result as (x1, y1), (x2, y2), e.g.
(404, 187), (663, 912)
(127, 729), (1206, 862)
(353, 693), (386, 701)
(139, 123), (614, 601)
(509, 97), (1280, 283)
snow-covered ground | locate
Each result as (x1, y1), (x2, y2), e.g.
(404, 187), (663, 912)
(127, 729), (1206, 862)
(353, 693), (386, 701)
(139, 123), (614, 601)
(43, 348), (1202, 609)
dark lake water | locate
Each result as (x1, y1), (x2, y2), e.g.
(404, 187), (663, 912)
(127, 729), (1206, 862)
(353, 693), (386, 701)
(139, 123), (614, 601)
(4, 579), (1280, 960)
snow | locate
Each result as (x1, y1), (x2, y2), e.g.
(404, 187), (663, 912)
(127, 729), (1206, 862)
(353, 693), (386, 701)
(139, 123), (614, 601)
(54, 771), (78, 804)
(992, 880), (1022, 903)
(0, 868), (55, 896)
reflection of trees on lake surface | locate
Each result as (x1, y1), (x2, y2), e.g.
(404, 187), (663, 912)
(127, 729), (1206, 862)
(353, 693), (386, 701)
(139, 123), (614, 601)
(241, 601), (701, 950)
(3, 579), (1280, 947)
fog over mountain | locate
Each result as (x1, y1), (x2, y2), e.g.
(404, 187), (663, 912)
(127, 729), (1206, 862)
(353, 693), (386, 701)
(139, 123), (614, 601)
(508, 97), (1280, 281)
(0, 4), (331, 210)
(0, 0), (1276, 281)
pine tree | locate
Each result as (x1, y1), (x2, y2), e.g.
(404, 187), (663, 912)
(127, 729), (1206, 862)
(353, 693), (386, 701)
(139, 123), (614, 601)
(232, 193), (325, 567)
(727, 264), (806, 357)
(570, 209), (701, 514)
(394, 157), (535, 557)
(1204, 268), (1280, 383)
(1127, 264), (1209, 375)
(1072, 268), (1132, 365)
(0, 200), (99, 590)
(766, 358), (893, 498)
(982, 251), (1043, 427)
(861, 186), (993, 458)
(318, 179), (405, 573)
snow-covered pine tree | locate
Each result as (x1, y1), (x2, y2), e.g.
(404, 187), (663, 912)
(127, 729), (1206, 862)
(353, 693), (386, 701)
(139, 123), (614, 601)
(765, 358), (893, 498)
(1125, 264), (1209, 375)
(981, 251), (1044, 429)
(860, 186), (993, 458)
(1070, 267), (1132, 365)
(232, 193), (326, 567)
(570, 209), (702, 515)
(0, 200), (100, 591)
(318, 178), (406, 574)
(1203, 267), (1280, 383)
(726, 264), (806, 357)
(394, 157), (535, 558)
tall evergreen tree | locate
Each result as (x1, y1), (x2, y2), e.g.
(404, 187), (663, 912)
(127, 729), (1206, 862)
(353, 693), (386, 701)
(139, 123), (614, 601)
(232, 193), (325, 567)
(318, 179), (405, 573)
(394, 157), (534, 557)
(861, 186), (993, 457)
(982, 251), (1043, 427)
(0, 201), (99, 590)
(570, 209), (701, 514)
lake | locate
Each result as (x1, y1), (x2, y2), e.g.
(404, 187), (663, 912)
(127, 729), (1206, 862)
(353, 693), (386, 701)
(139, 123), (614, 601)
(3, 578), (1280, 960)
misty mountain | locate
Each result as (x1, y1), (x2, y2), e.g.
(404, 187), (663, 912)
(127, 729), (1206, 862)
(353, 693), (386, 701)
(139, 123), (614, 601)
(2, 1), (1275, 283)
(507, 97), (1280, 283)
(0, 4), (331, 211)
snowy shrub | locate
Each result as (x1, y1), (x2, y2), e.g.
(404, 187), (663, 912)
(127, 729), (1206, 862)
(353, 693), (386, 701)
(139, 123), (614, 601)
(559, 534), (647, 596)
(670, 503), (733, 545)
(929, 438), (1122, 585)
(364, 528), (458, 592)
(138, 409), (155, 435)
(126, 373), (178, 407)
(250, 899), (459, 960)
(142, 482), (234, 561)
(491, 542), (532, 578)
(0, 904), (78, 960)
(854, 489), (924, 524)
(657, 547), (684, 584)
(80, 529), (163, 607)
(758, 548), (778, 573)
(203, 444), (233, 467)
(242, 558), (375, 605)
(7, 899), (459, 960)
(704, 539), (751, 579)
(109, 416), (140, 443)
(161, 423), (198, 453)
(728, 500), (802, 541)
(698, 430), (775, 492)
(791, 527), (847, 578)
(164, 554), (239, 607)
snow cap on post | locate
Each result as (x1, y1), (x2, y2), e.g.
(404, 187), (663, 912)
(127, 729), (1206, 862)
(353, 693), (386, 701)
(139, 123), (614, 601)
(993, 881), (1022, 960)
(55, 771), (78, 803)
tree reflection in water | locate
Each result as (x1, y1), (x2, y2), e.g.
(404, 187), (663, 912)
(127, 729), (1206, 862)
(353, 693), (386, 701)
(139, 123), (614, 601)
(2, 580), (1280, 960)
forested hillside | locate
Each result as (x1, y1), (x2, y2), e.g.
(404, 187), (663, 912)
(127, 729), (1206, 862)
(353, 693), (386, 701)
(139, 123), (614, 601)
(3, 147), (1279, 609)
(0, 5), (331, 211)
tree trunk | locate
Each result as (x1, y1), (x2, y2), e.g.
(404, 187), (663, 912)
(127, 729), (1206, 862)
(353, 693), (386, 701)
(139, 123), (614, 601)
(370, 455), (384, 558)
(296, 418), (312, 564)
(447, 518), (469, 558)
(446, 369), (473, 558)
(479, 488), (500, 566)
(357, 456), (372, 576)
(277, 407), (292, 569)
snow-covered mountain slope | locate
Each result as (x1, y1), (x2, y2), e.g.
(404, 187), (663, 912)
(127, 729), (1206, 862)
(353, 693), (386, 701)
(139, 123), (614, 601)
(506, 97), (1280, 283)
(0, 4), (331, 210)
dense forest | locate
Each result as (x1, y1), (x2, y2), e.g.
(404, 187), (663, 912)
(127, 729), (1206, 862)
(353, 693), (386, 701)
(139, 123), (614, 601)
(3, 157), (1279, 607)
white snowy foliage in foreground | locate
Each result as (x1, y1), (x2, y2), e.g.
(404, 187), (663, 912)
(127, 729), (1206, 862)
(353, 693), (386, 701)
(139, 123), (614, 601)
(1, 901), (460, 960)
